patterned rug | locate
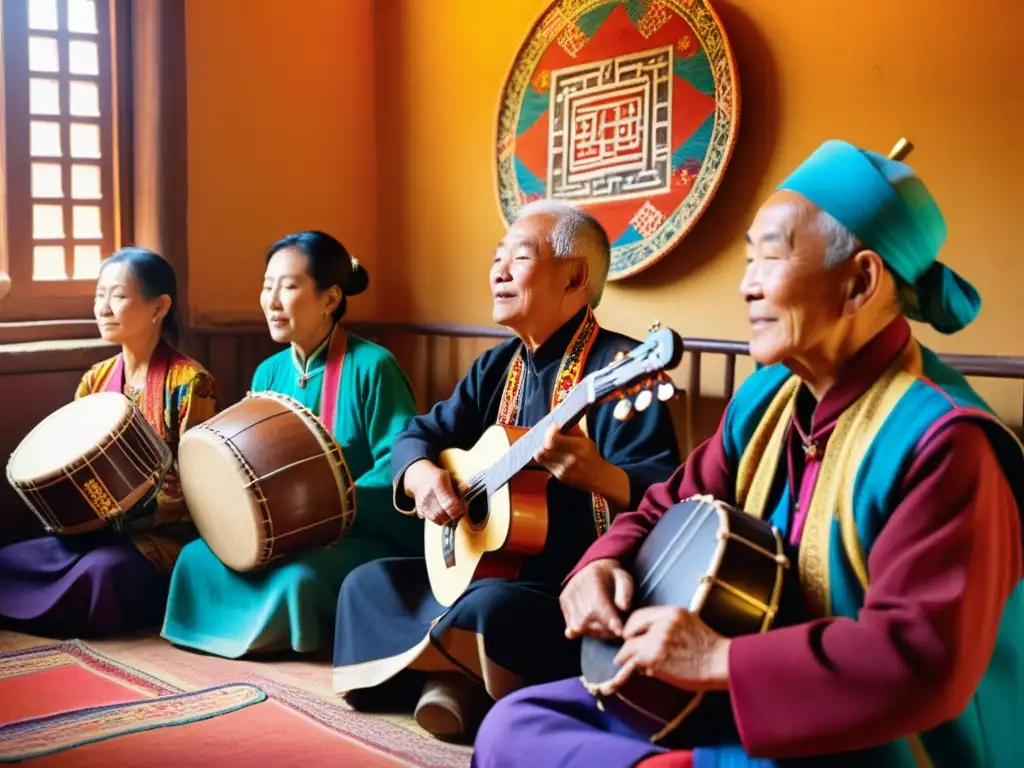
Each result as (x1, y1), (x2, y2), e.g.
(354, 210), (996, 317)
(1, 682), (264, 761)
(0, 635), (471, 767)
(0, 643), (264, 762)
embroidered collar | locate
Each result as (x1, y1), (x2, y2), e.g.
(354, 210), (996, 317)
(290, 326), (334, 389)
(526, 306), (592, 370)
(791, 316), (911, 454)
(497, 304), (609, 534)
(104, 339), (173, 440)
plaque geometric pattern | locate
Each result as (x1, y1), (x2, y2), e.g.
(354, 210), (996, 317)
(549, 47), (673, 203)
(496, 0), (740, 280)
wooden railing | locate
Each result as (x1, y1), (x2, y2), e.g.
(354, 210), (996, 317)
(191, 321), (1024, 454)
(680, 338), (1024, 418)
(0, 321), (1021, 546)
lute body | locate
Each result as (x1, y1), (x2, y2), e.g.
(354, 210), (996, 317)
(424, 425), (550, 607)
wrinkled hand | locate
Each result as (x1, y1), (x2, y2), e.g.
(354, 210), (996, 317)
(535, 425), (630, 507)
(561, 558), (634, 639)
(403, 460), (467, 526)
(594, 606), (730, 696)
(535, 424), (603, 487)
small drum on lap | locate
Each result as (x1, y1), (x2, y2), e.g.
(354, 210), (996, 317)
(7, 392), (173, 535)
(177, 391), (355, 573)
(580, 496), (790, 742)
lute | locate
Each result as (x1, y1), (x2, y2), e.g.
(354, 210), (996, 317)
(425, 326), (684, 607)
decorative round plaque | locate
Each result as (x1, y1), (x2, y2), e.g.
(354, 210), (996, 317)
(495, 0), (740, 280)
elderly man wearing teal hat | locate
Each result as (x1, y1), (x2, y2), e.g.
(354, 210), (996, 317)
(470, 139), (1023, 768)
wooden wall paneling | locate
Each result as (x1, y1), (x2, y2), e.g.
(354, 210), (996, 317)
(425, 335), (453, 408)
(236, 333), (266, 398)
(379, 330), (430, 411)
(205, 334), (241, 408)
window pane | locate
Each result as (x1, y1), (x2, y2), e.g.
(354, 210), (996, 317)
(28, 37), (60, 72)
(69, 81), (100, 117)
(73, 245), (103, 279)
(73, 205), (102, 238)
(71, 164), (101, 198)
(28, 0), (59, 31)
(34, 246), (67, 281)
(70, 123), (101, 158)
(30, 121), (62, 157)
(67, 0), (98, 34)
(29, 79), (61, 115)
(68, 40), (99, 75)
(33, 204), (65, 239)
(31, 163), (64, 198)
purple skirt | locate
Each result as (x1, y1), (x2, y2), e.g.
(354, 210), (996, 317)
(0, 532), (169, 638)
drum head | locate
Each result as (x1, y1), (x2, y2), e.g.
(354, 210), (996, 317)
(581, 498), (723, 685)
(8, 392), (132, 483)
(177, 429), (263, 572)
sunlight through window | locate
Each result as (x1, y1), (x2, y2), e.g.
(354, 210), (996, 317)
(29, 121), (63, 157)
(6, 0), (125, 296)
(27, 0), (59, 31)
(31, 163), (64, 198)
(33, 246), (67, 281)
(73, 245), (103, 279)
(28, 37), (60, 72)
(68, 40), (99, 75)
(71, 164), (101, 199)
(67, 0), (98, 34)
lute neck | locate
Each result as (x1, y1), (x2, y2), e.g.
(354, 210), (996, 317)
(469, 381), (592, 499)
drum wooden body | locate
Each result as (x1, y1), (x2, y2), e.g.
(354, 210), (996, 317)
(580, 496), (789, 743)
(6, 392), (173, 535)
(177, 391), (355, 573)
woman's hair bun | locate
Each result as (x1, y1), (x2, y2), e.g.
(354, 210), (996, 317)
(347, 257), (369, 296)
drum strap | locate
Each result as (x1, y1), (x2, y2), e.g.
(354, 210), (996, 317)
(104, 341), (172, 441)
(497, 306), (611, 535)
(319, 326), (348, 435)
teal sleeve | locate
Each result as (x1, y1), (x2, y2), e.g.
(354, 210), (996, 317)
(349, 353), (423, 555)
(251, 360), (271, 393)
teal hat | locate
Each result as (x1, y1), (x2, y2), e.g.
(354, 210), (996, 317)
(778, 139), (980, 334)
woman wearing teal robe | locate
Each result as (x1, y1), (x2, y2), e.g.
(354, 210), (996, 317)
(162, 231), (420, 658)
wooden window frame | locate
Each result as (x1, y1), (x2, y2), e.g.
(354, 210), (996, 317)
(0, 0), (132, 326)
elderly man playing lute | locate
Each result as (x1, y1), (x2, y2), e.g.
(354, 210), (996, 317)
(472, 138), (1023, 767)
(332, 200), (681, 741)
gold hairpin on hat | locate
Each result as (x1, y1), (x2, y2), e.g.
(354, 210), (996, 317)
(350, 256), (360, 269)
(888, 137), (913, 161)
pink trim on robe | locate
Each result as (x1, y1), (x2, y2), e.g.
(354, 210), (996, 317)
(318, 327), (347, 434)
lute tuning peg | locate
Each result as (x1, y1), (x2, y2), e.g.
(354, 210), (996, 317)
(634, 389), (653, 413)
(613, 398), (635, 422)
(657, 381), (676, 401)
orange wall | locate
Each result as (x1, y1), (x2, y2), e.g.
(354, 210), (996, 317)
(373, 0), (1022, 344)
(370, 0), (1023, 414)
(183, 0), (1023, 415)
(184, 0), (378, 324)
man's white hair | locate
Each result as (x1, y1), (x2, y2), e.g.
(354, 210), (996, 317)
(818, 210), (859, 269)
(817, 209), (918, 315)
(515, 199), (611, 307)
